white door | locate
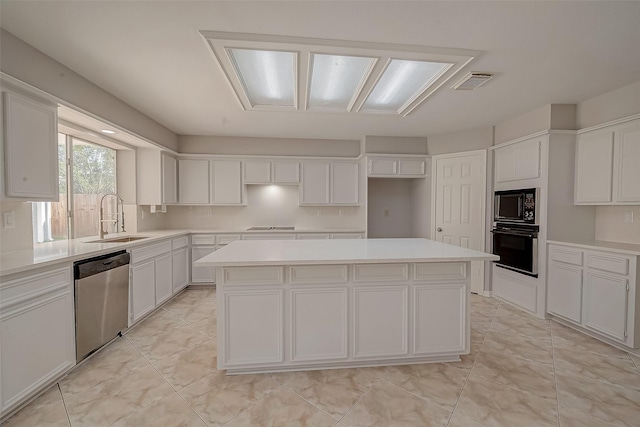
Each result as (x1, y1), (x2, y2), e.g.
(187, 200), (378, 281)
(432, 150), (487, 294)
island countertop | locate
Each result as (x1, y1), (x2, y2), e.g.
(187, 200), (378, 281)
(195, 238), (498, 266)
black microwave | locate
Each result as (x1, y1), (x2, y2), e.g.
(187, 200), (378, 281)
(494, 188), (537, 224)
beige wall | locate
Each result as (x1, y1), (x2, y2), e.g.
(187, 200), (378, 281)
(427, 127), (493, 155)
(577, 80), (640, 129)
(595, 206), (640, 245)
(0, 201), (33, 252)
(493, 104), (577, 145)
(179, 135), (360, 157)
(0, 29), (178, 151)
(363, 136), (428, 155)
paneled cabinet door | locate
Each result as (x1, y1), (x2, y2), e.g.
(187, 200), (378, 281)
(413, 283), (466, 354)
(369, 159), (397, 176)
(210, 160), (242, 204)
(243, 161), (271, 184)
(615, 122), (640, 203)
(172, 248), (189, 292)
(161, 154), (177, 204)
(130, 260), (156, 324)
(178, 159), (209, 204)
(398, 159), (426, 176)
(272, 162), (300, 183)
(331, 162), (359, 204)
(300, 162), (330, 205)
(155, 253), (173, 305)
(3, 91), (58, 200)
(575, 131), (614, 203)
(494, 139), (540, 183)
(582, 271), (628, 342)
(191, 246), (216, 283)
(547, 261), (583, 323)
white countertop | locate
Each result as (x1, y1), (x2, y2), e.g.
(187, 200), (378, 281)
(195, 238), (499, 266)
(0, 228), (366, 277)
(547, 239), (640, 256)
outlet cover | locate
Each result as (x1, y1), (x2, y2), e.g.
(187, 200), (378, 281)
(3, 211), (15, 228)
(624, 211), (634, 224)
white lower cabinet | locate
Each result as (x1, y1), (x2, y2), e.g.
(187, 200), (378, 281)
(155, 253), (173, 305)
(191, 246), (216, 283)
(547, 243), (639, 348)
(130, 260), (156, 324)
(0, 266), (75, 417)
(413, 283), (466, 354)
(172, 247), (189, 293)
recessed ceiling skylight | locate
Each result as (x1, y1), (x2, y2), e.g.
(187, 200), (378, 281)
(202, 31), (480, 115)
(361, 60), (451, 113)
(227, 48), (296, 107)
(308, 54), (375, 110)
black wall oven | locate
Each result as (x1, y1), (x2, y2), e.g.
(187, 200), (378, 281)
(491, 223), (539, 277)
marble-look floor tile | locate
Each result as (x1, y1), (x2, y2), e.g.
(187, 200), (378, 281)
(152, 341), (218, 390)
(178, 371), (279, 426)
(494, 302), (542, 322)
(127, 323), (209, 363)
(554, 346), (640, 391)
(60, 337), (149, 398)
(356, 365), (388, 379)
(385, 362), (469, 410)
(470, 310), (494, 324)
(446, 414), (483, 427)
(110, 393), (206, 427)
(470, 294), (500, 310)
(630, 352), (640, 370)
(490, 315), (551, 341)
(3, 385), (70, 427)
(63, 364), (174, 426)
(179, 301), (217, 325)
(185, 315), (217, 338)
(551, 322), (630, 359)
(225, 387), (335, 427)
(455, 345), (480, 370)
(162, 295), (212, 320)
(125, 308), (186, 339)
(272, 368), (376, 420)
(470, 322), (490, 344)
(454, 373), (558, 427)
(483, 330), (554, 365)
(556, 370), (640, 426)
(341, 380), (451, 427)
(472, 345), (556, 401)
(187, 287), (217, 300)
(558, 407), (618, 427)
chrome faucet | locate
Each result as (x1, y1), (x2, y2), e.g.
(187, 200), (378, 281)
(99, 193), (125, 239)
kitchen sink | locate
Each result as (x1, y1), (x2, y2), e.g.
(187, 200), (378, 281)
(87, 236), (150, 243)
(247, 226), (295, 231)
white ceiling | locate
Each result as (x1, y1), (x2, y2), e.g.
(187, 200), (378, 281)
(2, 1), (640, 141)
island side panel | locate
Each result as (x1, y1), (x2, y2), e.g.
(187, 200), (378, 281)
(216, 261), (470, 374)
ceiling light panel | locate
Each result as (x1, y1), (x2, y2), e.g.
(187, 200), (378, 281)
(308, 54), (375, 110)
(361, 59), (451, 113)
(228, 48), (296, 107)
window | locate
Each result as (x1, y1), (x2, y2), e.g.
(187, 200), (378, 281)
(32, 133), (117, 243)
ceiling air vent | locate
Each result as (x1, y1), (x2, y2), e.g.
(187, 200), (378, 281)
(452, 72), (493, 91)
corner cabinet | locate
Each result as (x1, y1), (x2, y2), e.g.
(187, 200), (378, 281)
(300, 161), (359, 206)
(575, 118), (640, 205)
(0, 266), (75, 417)
(2, 91), (58, 201)
(136, 149), (178, 205)
(547, 242), (640, 349)
(494, 137), (541, 184)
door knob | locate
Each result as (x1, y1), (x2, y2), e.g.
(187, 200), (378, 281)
(437, 227), (443, 232)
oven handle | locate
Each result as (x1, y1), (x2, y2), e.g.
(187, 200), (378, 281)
(490, 229), (537, 238)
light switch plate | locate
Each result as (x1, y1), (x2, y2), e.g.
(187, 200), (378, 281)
(3, 211), (16, 229)
(624, 211), (634, 224)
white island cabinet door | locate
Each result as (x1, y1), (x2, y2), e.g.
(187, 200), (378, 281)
(413, 283), (466, 354)
(583, 271), (628, 342)
(575, 130), (614, 203)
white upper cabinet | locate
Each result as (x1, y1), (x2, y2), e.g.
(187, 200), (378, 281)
(243, 160), (300, 184)
(136, 149), (178, 205)
(210, 160), (243, 205)
(367, 156), (427, 178)
(575, 118), (640, 205)
(178, 159), (209, 204)
(300, 161), (359, 206)
(3, 91), (58, 201)
(494, 138), (541, 184)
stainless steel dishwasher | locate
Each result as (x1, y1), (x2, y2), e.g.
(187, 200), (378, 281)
(74, 250), (130, 362)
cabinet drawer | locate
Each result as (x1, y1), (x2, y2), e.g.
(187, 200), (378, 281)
(297, 234), (331, 240)
(586, 252), (629, 276)
(549, 246), (583, 266)
(171, 236), (189, 250)
(290, 265), (348, 284)
(216, 234), (242, 245)
(223, 266), (284, 285)
(0, 266), (71, 304)
(130, 241), (172, 264)
(191, 234), (216, 245)
(414, 262), (467, 281)
(354, 263), (409, 282)
(243, 234), (296, 240)
(331, 233), (363, 239)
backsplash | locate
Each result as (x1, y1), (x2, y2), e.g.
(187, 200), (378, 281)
(165, 185), (364, 230)
(0, 201), (33, 252)
(595, 206), (640, 244)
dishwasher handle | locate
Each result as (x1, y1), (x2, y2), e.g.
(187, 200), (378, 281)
(74, 251), (130, 280)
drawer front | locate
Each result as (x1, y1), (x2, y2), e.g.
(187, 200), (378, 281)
(216, 234), (242, 245)
(130, 241), (172, 264)
(191, 234), (216, 245)
(290, 265), (348, 284)
(171, 236), (189, 250)
(354, 263), (409, 282)
(414, 262), (467, 281)
(243, 234), (296, 240)
(586, 252), (630, 276)
(297, 234), (331, 240)
(549, 246), (583, 266)
(223, 266), (284, 285)
(331, 233), (363, 239)
(1, 266), (71, 303)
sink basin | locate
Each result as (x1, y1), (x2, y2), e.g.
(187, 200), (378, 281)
(87, 236), (150, 243)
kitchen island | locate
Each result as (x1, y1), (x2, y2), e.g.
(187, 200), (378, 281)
(195, 238), (498, 374)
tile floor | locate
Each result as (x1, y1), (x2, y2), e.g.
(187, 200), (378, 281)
(5, 288), (640, 427)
